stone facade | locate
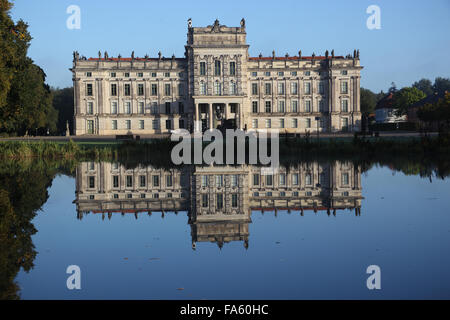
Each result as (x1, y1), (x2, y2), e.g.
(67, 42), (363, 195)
(71, 19), (363, 135)
(75, 161), (363, 249)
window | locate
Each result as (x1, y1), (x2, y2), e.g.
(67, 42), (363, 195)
(306, 118), (311, 128)
(165, 102), (171, 114)
(86, 83), (93, 96)
(164, 83), (171, 96)
(202, 194), (208, 208)
(87, 120), (94, 134)
(278, 100), (285, 113)
(319, 82), (325, 94)
(152, 119), (160, 130)
(265, 71), (270, 76)
(138, 84), (144, 96)
(113, 194), (119, 199)
(201, 175), (208, 187)
(124, 72), (130, 77)
(279, 118), (285, 128)
(341, 99), (349, 112)
(151, 72), (157, 77)
(292, 173), (299, 185)
(252, 101), (258, 113)
(140, 175), (146, 187)
(265, 119), (271, 128)
(216, 194), (223, 209)
(305, 173), (312, 185)
(178, 84), (184, 96)
(341, 81), (348, 94)
(200, 62), (206, 75)
(304, 82), (311, 94)
(165, 119), (172, 130)
(265, 101), (271, 113)
(304, 71), (310, 76)
(229, 62), (236, 76)
(230, 81), (237, 95)
(342, 172), (349, 185)
(139, 120), (144, 129)
(112, 120), (118, 130)
(125, 102), (131, 114)
(291, 71), (297, 76)
(151, 84), (157, 95)
(214, 60), (221, 76)
(166, 175), (173, 187)
(111, 84), (117, 96)
(252, 119), (258, 128)
(179, 102), (184, 114)
(292, 100), (298, 113)
(164, 72), (170, 77)
(151, 102), (158, 114)
(179, 119), (185, 129)
(138, 102), (144, 114)
(138, 72), (143, 77)
(214, 81), (221, 95)
(141, 194), (146, 199)
(279, 173), (286, 185)
(200, 82), (206, 95)
(113, 176), (119, 188)
(215, 175), (223, 187)
(231, 175), (238, 187)
(341, 70), (348, 75)
(87, 102), (93, 114)
(266, 174), (273, 186)
(153, 175), (159, 187)
(125, 119), (131, 130)
(342, 118), (349, 131)
(252, 83), (258, 95)
(126, 175), (133, 188)
(278, 82), (285, 95)
(153, 193), (159, 199)
(291, 82), (298, 94)
(110, 72), (116, 77)
(280, 191), (286, 197)
(86, 72), (92, 77)
(319, 100), (326, 112)
(253, 174), (260, 185)
(232, 194), (238, 207)
(230, 104), (236, 113)
(88, 176), (95, 188)
(278, 71), (284, 76)
(292, 118), (298, 128)
(124, 84), (130, 96)
(265, 83), (271, 95)
(305, 100), (311, 113)
(252, 72), (257, 77)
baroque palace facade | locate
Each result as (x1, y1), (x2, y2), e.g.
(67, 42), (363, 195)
(71, 19), (362, 135)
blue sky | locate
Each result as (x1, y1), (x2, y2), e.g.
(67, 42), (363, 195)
(10, 0), (450, 92)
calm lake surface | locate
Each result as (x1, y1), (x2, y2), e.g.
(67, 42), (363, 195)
(5, 160), (450, 299)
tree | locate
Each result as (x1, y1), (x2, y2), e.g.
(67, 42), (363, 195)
(360, 88), (377, 116)
(51, 87), (74, 135)
(393, 87), (426, 116)
(412, 79), (434, 96)
(433, 77), (450, 95)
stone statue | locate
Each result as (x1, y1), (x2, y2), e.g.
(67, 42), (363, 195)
(131, 51), (135, 59)
(240, 18), (246, 28)
(298, 50), (302, 58)
(104, 51), (109, 59)
(188, 18), (192, 28)
(272, 50), (276, 58)
(259, 53), (262, 58)
(212, 19), (220, 32)
(158, 51), (162, 59)
(331, 49), (335, 58)
(357, 49), (360, 58)
(325, 50), (329, 58)
(66, 121), (70, 136)
(118, 54), (121, 60)
(98, 50), (101, 59)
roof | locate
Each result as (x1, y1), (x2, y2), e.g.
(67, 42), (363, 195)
(87, 57), (185, 61)
(375, 92), (395, 110)
(249, 56), (345, 61)
(410, 91), (447, 109)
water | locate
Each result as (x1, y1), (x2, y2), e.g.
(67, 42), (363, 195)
(2, 160), (450, 299)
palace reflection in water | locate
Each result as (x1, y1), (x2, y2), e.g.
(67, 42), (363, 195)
(74, 161), (362, 249)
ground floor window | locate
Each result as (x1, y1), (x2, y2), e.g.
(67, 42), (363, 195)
(87, 120), (94, 134)
(139, 120), (144, 130)
(166, 119), (172, 130)
(252, 119), (258, 128)
(125, 120), (131, 130)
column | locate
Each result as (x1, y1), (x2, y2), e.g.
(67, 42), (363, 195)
(195, 103), (200, 132)
(208, 103), (213, 130)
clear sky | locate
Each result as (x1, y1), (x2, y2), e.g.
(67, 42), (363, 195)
(10, 0), (450, 92)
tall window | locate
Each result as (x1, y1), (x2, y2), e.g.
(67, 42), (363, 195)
(306, 118), (311, 128)
(253, 174), (260, 185)
(124, 84), (130, 96)
(278, 82), (285, 95)
(292, 118), (298, 128)
(342, 118), (349, 131)
(230, 81), (237, 95)
(265, 83), (271, 95)
(305, 173), (312, 185)
(88, 176), (95, 188)
(252, 119), (258, 128)
(87, 102), (93, 114)
(232, 194), (238, 208)
(319, 82), (325, 94)
(278, 100), (285, 113)
(151, 102), (158, 114)
(279, 173), (286, 186)
(341, 99), (349, 112)
(165, 102), (171, 114)
(140, 175), (146, 187)
(178, 84), (184, 96)
(125, 102), (131, 114)
(125, 120), (131, 130)
(304, 82), (311, 94)
(166, 175), (173, 187)
(111, 84), (117, 96)
(164, 83), (171, 96)
(252, 101), (258, 113)
(292, 173), (299, 185)
(265, 119), (271, 128)
(266, 174), (273, 186)
(200, 62), (206, 75)
(166, 119), (172, 130)
(153, 175), (159, 187)
(138, 102), (144, 114)
(139, 120), (144, 129)
(179, 102), (184, 114)
(138, 83), (144, 96)
(215, 175), (223, 187)
(202, 194), (208, 208)
(113, 175), (119, 188)
(291, 82), (298, 94)
(200, 81), (206, 95)
(214, 60), (221, 76)
(252, 83), (258, 95)
(152, 119), (160, 130)
(216, 194), (223, 209)
(201, 175), (208, 187)
(292, 100), (298, 113)
(231, 175), (238, 187)
(214, 81), (222, 95)
(112, 120), (118, 130)
(342, 172), (349, 185)
(229, 61), (236, 76)
(305, 100), (311, 113)
(86, 83), (93, 96)
(265, 101), (271, 113)
(341, 81), (348, 94)
(279, 118), (285, 128)
(151, 84), (157, 96)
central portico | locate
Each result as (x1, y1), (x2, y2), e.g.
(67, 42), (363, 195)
(193, 96), (245, 131)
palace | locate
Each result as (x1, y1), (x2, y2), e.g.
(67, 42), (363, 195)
(71, 18), (363, 135)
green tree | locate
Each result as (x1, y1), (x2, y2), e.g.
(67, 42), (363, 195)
(393, 87), (426, 116)
(433, 77), (450, 95)
(51, 87), (74, 135)
(360, 88), (377, 116)
(412, 79), (434, 96)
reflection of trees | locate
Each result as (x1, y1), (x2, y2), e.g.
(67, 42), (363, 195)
(0, 160), (76, 299)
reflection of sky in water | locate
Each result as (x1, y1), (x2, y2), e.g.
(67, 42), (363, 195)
(16, 166), (450, 299)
